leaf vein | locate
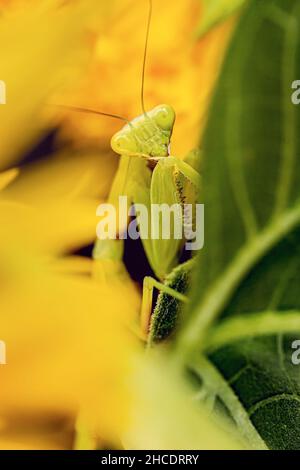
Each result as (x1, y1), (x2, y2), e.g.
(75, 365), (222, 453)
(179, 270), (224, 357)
(248, 393), (300, 417)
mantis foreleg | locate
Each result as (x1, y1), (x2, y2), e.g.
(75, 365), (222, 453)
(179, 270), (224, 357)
(151, 156), (201, 189)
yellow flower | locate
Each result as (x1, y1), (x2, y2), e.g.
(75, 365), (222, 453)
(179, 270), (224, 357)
(0, 253), (139, 444)
(0, 0), (140, 449)
(0, 0), (107, 170)
(0, 150), (118, 253)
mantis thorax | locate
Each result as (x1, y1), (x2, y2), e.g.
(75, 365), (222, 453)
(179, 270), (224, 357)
(111, 104), (175, 158)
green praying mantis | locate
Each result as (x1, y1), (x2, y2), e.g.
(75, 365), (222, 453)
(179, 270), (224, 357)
(61, 0), (202, 342)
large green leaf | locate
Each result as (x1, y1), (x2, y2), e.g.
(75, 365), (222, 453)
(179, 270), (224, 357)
(196, 0), (247, 37)
(175, 0), (300, 450)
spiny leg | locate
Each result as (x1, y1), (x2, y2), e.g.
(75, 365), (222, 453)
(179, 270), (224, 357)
(149, 156), (201, 189)
(141, 276), (188, 336)
(170, 156), (201, 189)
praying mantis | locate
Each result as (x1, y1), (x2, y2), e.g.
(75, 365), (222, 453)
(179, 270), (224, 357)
(62, 0), (202, 342)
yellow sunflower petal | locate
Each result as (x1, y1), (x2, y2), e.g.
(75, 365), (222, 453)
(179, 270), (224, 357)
(0, 0), (106, 169)
(1, 150), (117, 203)
(0, 270), (140, 444)
(0, 168), (19, 191)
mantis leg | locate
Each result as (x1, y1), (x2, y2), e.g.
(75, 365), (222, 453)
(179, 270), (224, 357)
(170, 157), (201, 189)
(150, 156), (201, 189)
(141, 276), (188, 336)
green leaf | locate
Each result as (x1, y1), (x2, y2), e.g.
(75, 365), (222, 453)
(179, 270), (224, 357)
(189, 355), (268, 449)
(175, 0), (300, 450)
(208, 335), (300, 450)
(205, 311), (300, 351)
(196, 0), (247, 38)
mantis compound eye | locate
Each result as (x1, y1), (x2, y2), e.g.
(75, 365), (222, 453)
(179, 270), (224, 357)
(152, 104), (176, 131)
(111, 132), (138, 155)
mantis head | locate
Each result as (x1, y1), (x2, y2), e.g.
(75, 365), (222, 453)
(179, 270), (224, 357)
(111, 104), (176, 158)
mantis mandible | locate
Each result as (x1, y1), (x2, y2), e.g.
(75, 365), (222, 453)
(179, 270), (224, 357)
(60, 0), (201, 341)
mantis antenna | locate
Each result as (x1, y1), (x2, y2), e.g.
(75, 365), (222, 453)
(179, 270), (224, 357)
(53, 104), (130, 125)
(55, 0), (153, 121)
(141, 0), (153, 115)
